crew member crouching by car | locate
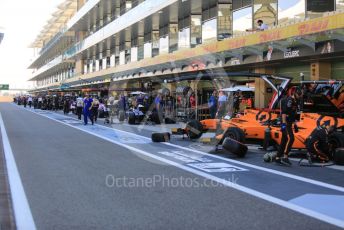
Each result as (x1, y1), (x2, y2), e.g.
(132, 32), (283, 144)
(306, 120), (334, 163)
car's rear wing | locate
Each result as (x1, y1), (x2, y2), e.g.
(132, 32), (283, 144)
(262, 75), (291, 110)
(300, 80), (344, 118)
(301, 80), (343, 94)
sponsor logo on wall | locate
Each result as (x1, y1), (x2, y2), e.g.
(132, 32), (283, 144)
(284, 49), (300, 59)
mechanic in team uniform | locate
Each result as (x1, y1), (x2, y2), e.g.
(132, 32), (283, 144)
(83, 94), (94, 125)
(276, 87), (302, 166)
(306, 120), (334, 163)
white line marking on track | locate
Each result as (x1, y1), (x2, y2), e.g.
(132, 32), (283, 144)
(164, 143), (344, 192)
(15, 104), (344, 228)
(19, 104), (344, 192)
(0, 113), (36, 230)
(289, 157), (344, 171)
(80, 121), (344, 192)
(17, 105), (344, 192)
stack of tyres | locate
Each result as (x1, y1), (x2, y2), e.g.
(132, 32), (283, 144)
(128, 112), (136, 125)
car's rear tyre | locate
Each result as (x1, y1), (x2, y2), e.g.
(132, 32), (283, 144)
(223, 137), (248, 158)
(185, 120), (203, 139)
(334, 148), (344, 165)
(151, 132), (171, 142)
(328, 132), (344, 159)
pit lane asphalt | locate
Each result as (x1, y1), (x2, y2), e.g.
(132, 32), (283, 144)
(77, 113), (344, 188)
(0, 103), (341, 229)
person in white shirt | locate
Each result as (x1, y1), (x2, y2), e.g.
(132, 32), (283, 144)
(98, 101), (106, 112)
(216, 90), (228, 119)
(28, 96), (33, 108)
(257, 20), (268, 31)
(76, 95), (84, 120)
(38, 96), (43, 109)
(246, 20), (268, 32)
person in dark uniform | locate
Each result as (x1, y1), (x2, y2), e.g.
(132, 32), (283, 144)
(233, 91), (241, 115)
(119, 93), (126, 112)
(306, 120), (334, 163)
(47, 96), (52, 110)
(63, 97), (70, 114)
(83, 94), (94, 125)
(136, 93), (144, 107)
(276, 87), (302, 166)
(154, 93), (163, 124)
(208, 90), (217, 119)
(53, 96), (59, 111)
(91, 96), (100, 123)
(33, 97), (38, 109)
(42, 97), (47, 110)
(23, 96), (27, 108)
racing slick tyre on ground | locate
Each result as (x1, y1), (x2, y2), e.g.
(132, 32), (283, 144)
(223, 137), (248, 158)
(128, 112), (136, 125)
(185, 120), (203, 139)
(151, 132), (171, 142)
(334, 148), (344, 165)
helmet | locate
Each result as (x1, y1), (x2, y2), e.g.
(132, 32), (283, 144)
(263, 152), (277, 162)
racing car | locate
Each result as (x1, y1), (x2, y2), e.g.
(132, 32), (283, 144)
(171, 73), (291, 145)
(269, 80), (344, 157)
(172, 75), (344, 159)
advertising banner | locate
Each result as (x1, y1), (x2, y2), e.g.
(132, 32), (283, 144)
(307, 0), (335, 12)
(226, 40), (344, 66)
(136, 13), (344, 69)
(0, 84), (9, 90)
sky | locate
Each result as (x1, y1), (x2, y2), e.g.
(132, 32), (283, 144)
(0, 0), (64, 89)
